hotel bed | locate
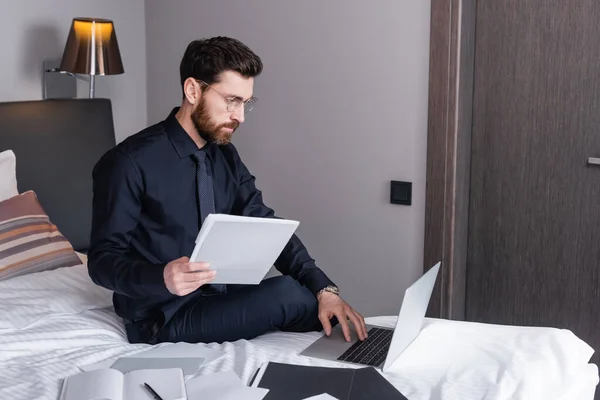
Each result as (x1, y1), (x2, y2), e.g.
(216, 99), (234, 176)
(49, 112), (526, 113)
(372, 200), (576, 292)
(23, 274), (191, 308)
(0, 99), (598, 400)
(1, 264), (597, 400)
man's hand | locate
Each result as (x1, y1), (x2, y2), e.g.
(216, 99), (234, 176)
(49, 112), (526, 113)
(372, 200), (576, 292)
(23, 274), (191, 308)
(163, 256), (216, 296)
(318, 292), (368, 342)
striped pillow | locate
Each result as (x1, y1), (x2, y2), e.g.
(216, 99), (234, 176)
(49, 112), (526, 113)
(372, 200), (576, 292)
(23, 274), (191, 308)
(0, 190), (81, 281)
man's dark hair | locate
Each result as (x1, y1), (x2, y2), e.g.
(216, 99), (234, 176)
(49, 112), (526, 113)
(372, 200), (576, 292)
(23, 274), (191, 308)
(180, 36), (263, 94)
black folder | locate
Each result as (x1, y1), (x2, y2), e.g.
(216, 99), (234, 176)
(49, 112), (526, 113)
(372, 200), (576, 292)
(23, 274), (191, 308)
(249, 362), (409, 400)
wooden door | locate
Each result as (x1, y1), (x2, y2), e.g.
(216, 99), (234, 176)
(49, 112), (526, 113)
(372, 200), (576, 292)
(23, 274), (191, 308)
(466, 0), (600, 361)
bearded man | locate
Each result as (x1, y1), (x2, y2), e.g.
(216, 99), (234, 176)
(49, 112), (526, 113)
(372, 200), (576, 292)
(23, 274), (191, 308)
(88, 36), (367, 346)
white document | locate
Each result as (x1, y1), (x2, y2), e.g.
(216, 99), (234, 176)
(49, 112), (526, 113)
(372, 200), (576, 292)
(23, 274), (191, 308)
(190, 214), (300, 284)
(303, 394), (340, 400)
(80, 342), (223, 376)
(60, 368), (185, 400)
(110, 357), (205, 375)
(185, 371), (269, 400)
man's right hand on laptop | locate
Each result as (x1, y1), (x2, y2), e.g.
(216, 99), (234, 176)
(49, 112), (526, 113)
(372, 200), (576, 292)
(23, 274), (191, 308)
(163, 256), (217, 296)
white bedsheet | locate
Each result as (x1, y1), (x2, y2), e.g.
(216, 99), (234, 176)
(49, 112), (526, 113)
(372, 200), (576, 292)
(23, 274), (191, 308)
(0, 265), (597, 400)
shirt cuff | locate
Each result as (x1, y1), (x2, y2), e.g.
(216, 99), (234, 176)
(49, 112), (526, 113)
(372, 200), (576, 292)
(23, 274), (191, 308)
(300, 268), (337, 297)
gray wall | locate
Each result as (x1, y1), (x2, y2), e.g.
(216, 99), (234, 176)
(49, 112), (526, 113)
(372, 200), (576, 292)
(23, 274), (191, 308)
(1, 0), (432, 316)
(145, 0), (432, 317)
(0, 0), (147, 143)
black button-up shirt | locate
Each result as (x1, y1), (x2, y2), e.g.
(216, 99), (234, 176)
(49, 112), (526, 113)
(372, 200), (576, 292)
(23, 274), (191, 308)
(88, 108), (335, 336)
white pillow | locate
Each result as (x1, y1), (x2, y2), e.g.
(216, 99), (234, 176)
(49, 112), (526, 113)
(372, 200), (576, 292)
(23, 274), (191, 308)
(0, 150), (18, 201)
(0, 264), (113, 331)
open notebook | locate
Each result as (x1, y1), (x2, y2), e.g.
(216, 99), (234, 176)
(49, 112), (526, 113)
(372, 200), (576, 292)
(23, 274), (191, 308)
(59, 368), (186, 400)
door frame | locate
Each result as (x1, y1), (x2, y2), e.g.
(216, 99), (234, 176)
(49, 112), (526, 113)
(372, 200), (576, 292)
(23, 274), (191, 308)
(423, 0), (477, 320)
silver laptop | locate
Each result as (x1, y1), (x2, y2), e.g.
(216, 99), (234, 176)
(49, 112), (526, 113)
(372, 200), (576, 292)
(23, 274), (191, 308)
(299, 262), (440, 373)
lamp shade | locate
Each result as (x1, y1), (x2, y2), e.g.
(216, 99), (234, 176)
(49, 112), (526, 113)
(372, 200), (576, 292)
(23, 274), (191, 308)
(60, 17), (124, 76)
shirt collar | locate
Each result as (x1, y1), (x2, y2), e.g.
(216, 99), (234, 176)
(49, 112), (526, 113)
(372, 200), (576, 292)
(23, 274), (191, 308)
(164, 107), (216, 160)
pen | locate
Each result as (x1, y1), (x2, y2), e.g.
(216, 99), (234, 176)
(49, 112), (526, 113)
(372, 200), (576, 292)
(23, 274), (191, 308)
(143, 382), (164, 400)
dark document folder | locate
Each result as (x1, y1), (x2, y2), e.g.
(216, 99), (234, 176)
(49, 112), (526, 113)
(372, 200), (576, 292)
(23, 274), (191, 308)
(250, 362), (408, 400)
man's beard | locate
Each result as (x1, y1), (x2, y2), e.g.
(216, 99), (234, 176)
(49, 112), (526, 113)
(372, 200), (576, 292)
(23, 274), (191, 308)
(191, 99), (239, 145)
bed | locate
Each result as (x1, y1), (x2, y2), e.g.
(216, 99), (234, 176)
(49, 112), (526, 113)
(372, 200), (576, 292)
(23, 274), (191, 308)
(0, 99), (598, 400)
(0, 264), (597, 400)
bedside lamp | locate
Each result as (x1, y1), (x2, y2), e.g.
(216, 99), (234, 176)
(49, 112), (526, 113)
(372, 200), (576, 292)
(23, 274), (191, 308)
(59, 17), (124, 98)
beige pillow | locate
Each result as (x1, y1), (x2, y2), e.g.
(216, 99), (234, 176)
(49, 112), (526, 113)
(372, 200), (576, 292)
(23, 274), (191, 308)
(0, 190), (81, 281)
(0, 150), (18, 202)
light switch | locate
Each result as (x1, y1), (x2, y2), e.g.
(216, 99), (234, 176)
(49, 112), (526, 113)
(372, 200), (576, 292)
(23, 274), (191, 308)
(390, 181), (412, 205)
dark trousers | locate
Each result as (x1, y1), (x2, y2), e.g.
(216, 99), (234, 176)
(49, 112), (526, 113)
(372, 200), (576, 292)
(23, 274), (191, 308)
(154, 276), (325, 344)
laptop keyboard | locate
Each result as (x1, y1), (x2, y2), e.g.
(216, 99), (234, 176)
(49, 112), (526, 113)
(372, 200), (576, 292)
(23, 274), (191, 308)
(336, 327), (394, 366)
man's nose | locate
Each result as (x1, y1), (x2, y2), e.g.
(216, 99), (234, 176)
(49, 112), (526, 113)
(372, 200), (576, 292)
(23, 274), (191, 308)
(232, 105), (245, 124)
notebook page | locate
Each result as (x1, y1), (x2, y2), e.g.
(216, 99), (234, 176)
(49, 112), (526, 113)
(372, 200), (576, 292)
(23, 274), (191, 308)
(64, 368), (123, 400)
(123, 368), (185, 400)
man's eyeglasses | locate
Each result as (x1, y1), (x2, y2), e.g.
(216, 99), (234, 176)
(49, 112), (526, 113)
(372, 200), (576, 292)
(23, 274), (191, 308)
(195, 79), (257, 113)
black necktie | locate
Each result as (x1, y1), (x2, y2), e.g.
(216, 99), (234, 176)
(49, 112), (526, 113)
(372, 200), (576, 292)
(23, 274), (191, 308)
(191, 150), (226, 295)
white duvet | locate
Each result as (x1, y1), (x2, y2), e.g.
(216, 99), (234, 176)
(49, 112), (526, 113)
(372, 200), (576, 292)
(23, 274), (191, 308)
(0, 265), (597, 400)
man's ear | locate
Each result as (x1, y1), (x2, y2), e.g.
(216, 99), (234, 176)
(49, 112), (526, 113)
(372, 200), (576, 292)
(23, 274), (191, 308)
(183, 78), (201, 105)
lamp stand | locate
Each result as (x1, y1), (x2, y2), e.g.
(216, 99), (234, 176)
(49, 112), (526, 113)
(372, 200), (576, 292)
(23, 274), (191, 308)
(89, 75), (95, 98)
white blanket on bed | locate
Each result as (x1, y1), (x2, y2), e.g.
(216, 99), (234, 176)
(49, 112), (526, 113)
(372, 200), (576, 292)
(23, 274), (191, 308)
(0, 265), (597, 400)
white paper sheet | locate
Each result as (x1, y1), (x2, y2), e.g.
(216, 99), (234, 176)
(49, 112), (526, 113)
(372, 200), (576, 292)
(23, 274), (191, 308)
(185, 371), (269, 400)
(110, 357), (205, 376)
(80, 342), (223, 377)
(189, 214), (299, 284)
(303, 394), (340, 400)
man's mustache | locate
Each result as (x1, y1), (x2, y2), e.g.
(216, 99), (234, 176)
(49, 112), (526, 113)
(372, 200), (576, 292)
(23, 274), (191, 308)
(221, 122), (239, 130)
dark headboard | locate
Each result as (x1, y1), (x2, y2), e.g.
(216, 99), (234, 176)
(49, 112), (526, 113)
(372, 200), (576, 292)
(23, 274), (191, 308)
(0, 99), (116, 251)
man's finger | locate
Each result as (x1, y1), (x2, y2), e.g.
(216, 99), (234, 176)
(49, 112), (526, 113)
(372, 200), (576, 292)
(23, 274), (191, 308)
(176, 275), (216, 292)
(176, 287), (195, 296)
(346, 308), (367, 340)
(319, 311), (332, 336)
(358, 311), (368, 340)
(171, 283), (198, 296)
(336, 310), (352, 342)
(184, 262), (210, 273)
(347, 309), (367, 341)
(177, 281), (206, 290)
(198, 273), (217, 286)
(181, 270), (216, 283)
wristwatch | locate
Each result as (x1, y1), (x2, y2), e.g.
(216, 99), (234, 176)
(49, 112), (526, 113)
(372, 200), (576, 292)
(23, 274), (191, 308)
(316, 285), (340, 298)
